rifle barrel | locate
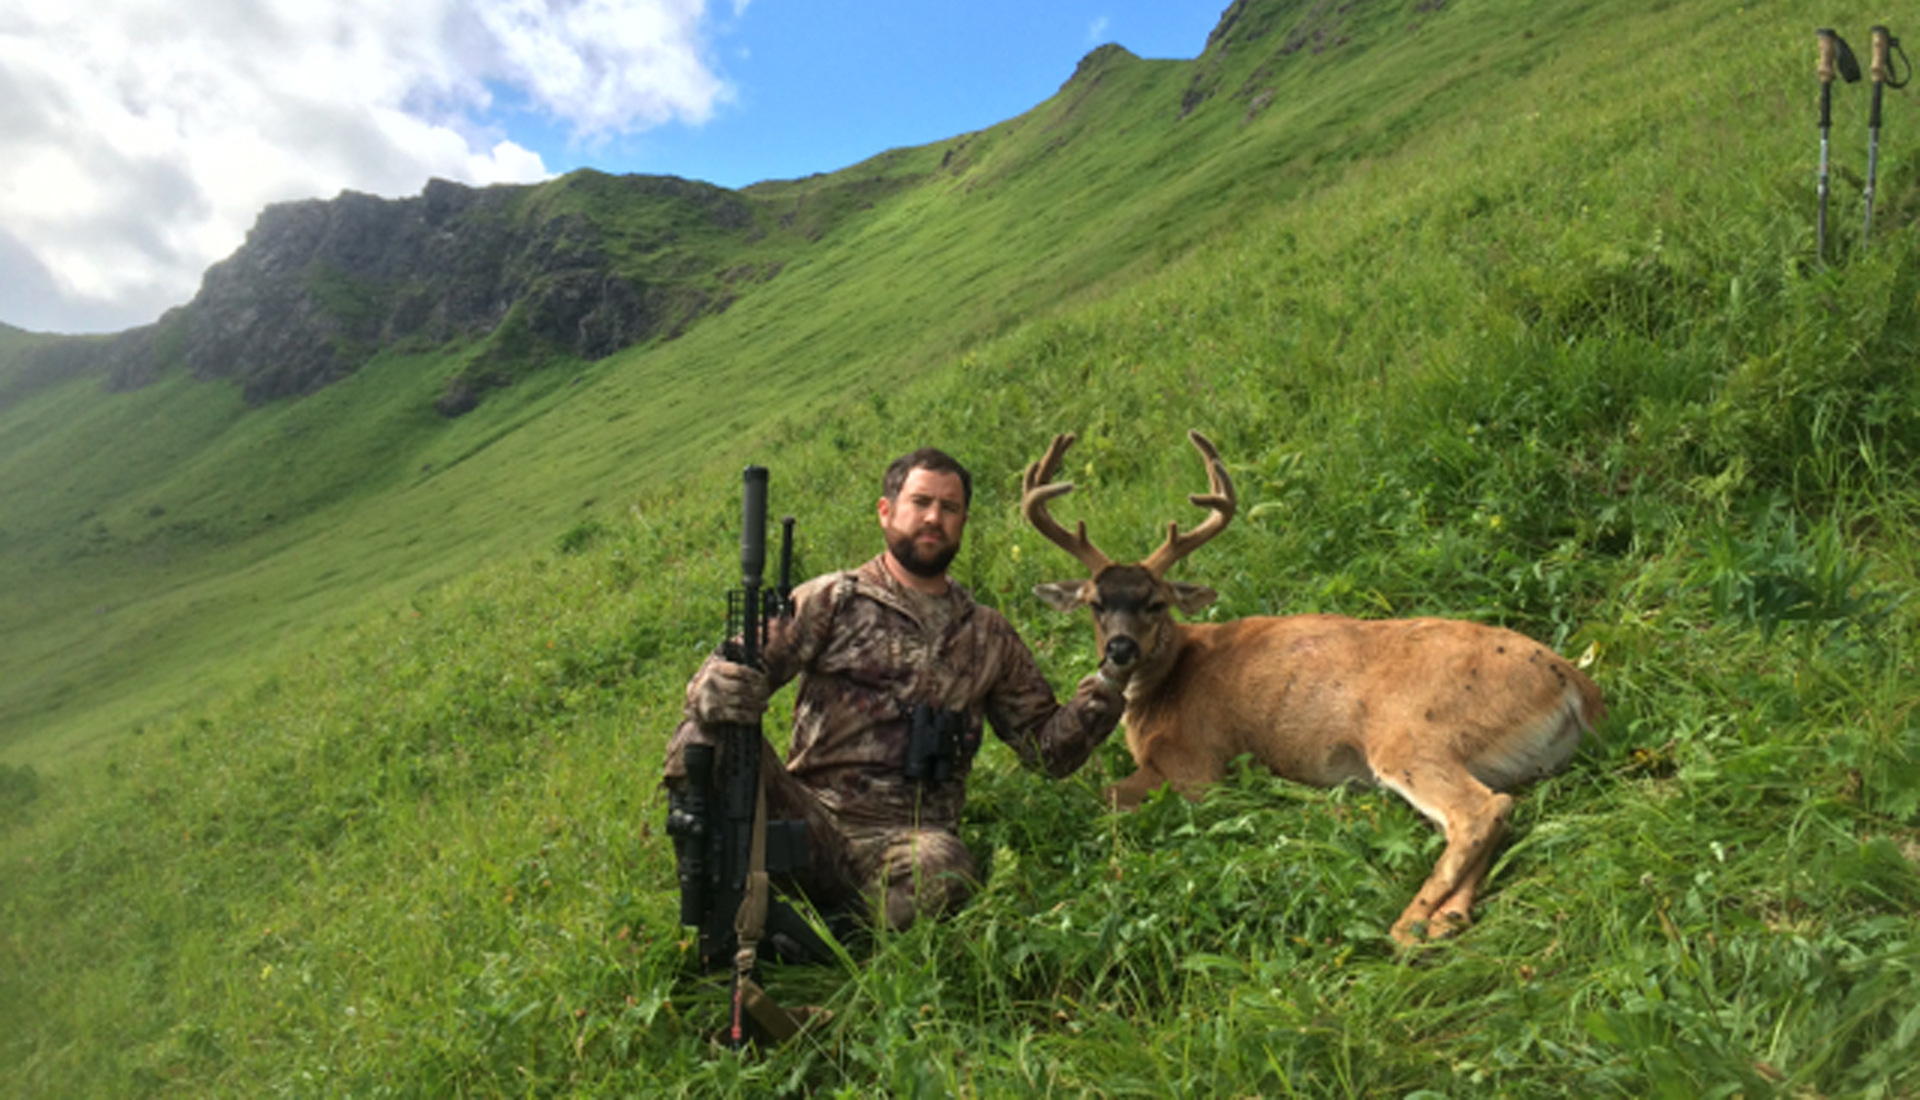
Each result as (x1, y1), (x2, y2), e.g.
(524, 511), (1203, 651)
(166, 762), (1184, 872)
(740, 467), (769, 667)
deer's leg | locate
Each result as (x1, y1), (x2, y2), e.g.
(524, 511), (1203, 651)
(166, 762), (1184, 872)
(1105, 739), (1228, 810)
(1428, 827), (1501, 934)
(1103, 759), (1170, 810)
(1369, 750), (1513, 946)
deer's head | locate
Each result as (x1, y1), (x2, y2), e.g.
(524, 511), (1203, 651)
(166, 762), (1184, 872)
(1024, 430), (1236, 681)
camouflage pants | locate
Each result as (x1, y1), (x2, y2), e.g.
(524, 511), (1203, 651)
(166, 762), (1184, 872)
(755, 742), (978, 932)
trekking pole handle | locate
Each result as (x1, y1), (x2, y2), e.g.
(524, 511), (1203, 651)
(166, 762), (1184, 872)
(1819, 31), (1838, 131)
(1868, 27), (1891, 130)
(1820, 28), (1863, 87)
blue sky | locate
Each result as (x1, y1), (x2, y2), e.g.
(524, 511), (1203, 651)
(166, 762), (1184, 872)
(529, 1), (1222, 188)
(0, 1), (1224, 335)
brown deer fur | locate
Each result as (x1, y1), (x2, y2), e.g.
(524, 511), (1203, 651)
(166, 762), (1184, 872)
(1024, 430), (1605, 945)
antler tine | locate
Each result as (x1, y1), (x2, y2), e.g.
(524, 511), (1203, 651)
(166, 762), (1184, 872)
(1142, 429), (1237, 578)
(1021, 432), (1113, 575)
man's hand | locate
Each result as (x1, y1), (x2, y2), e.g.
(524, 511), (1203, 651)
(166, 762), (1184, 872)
(1078, 668), (1128, 716)
(691, 660), (770, 726)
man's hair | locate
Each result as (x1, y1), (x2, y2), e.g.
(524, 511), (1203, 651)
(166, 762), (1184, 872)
(883, 447), (973, 508)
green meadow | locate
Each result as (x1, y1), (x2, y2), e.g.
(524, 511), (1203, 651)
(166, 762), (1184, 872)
(4, 0), (1918, 1094)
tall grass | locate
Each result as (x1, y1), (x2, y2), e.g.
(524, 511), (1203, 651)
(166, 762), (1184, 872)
(4, 0), (1919, 1095)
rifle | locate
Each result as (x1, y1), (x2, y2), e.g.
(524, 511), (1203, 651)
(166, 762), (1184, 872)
(666, 465), (833, 1048)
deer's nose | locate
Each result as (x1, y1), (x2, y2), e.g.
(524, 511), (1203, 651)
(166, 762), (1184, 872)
(1105, 636), (1140, 668)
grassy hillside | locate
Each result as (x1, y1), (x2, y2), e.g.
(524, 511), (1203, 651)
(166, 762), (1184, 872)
(4, 0), (1919, 1094)
(0, 0), (1695, 766)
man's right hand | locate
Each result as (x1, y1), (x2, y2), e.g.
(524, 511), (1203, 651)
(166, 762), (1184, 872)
(690, 660), (770, 726)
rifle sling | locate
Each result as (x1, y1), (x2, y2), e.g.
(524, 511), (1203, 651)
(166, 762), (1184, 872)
(731, 766), (807, 1044)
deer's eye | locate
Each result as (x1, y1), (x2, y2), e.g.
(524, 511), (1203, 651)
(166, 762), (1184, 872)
(1088, 598), (1106, 613)
(1147, 600), (1168, 615)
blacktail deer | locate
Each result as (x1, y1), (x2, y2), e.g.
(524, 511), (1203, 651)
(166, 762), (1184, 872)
(1023, 430), (1605, 944)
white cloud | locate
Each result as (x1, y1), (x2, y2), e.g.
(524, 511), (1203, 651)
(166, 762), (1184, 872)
(1088, 16), (1111, 45)
(0, 0), (734, 334)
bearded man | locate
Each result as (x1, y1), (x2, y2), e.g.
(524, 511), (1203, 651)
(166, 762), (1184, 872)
(664, 446), (1125, 933)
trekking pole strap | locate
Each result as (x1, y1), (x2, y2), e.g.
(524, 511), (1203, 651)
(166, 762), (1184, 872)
(1871, 26), (1912, 90)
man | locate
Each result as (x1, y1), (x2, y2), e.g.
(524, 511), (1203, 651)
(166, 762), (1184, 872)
(664, 446), (1126, 933)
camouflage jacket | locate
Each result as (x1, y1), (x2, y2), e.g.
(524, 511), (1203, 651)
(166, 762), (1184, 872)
(666, 554), (1123, 830)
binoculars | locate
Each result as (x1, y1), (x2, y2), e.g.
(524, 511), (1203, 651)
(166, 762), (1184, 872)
(904, 703), (970, 784)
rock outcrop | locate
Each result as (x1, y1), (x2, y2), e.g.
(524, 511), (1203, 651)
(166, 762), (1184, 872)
(62, 172), (765, 414)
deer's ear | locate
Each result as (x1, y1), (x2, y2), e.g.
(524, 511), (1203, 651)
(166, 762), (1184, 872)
(1167, 582), (1218, 616)
(1032, 581), (1091, 612)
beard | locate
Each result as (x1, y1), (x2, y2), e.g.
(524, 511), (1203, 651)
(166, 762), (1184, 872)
(886, 529), (959, 579)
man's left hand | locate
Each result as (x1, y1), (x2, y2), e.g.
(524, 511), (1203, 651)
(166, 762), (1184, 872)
(691, 660), (770, 726)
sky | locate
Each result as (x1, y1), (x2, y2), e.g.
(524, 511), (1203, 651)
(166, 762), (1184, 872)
(0, 0), (1225, 336)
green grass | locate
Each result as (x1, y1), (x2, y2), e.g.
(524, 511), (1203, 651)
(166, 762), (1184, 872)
(4, 0), (1920, 1094)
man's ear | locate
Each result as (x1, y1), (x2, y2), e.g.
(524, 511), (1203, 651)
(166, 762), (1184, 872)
(1167, 582), (1218, 616)
(1032, 581), (1090, 612)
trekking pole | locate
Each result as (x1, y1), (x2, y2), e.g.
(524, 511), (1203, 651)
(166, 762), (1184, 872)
(1817, 28), (1861, 261)
(1863, 25), (1912, 249)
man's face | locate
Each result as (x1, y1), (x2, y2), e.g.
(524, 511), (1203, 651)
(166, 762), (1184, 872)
(878, 467), (968, 579)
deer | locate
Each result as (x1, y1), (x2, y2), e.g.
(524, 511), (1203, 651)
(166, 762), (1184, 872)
(1022, 429), (1606, 945)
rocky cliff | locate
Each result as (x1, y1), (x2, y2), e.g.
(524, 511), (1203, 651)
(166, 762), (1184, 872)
(12, 172), (772, 416)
